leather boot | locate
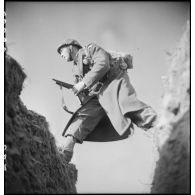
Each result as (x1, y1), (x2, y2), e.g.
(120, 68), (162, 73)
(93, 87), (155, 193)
(58, 146), (73, 163)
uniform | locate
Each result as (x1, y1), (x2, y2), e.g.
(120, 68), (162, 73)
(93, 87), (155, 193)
(61, 42), (157, 143)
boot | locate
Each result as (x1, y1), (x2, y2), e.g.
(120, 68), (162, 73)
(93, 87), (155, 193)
(62, 150), (73, 163)
(58, 146), (73, 163)
(57, 135), (76, 163)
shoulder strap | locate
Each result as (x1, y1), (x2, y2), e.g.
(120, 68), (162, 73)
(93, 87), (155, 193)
(76, 49), (86, 77)
(84, 43), (94, 57)
(83, 45), (90, 58)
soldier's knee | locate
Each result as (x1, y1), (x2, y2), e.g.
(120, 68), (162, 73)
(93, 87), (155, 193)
(128, 106), (158, 129)
(140, 107), (158, 129)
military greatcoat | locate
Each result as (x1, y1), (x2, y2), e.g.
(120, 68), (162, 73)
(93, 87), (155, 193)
(62, 43), (157, 142)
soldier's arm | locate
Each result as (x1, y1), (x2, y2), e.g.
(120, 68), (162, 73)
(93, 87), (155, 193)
(82, 43), (110, 88)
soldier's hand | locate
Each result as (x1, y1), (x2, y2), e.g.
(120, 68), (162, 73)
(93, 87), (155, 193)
(72, 81), (86, 96)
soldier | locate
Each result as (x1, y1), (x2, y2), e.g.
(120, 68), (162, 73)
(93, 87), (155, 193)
(57, 39), (157, 163)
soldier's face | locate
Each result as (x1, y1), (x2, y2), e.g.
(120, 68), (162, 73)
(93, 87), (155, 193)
(60, 47), (72, 61)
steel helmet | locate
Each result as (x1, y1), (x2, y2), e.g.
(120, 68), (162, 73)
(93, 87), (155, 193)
(57, 39), (82, 54)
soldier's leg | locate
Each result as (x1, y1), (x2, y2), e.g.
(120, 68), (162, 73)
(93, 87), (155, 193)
(128, 105), (158, 130)
(59, 97), (105, 162)
(115, 73), (157, 130)
(64, 97), (106, 143)
(58, 135), (76, 162)
(127, 105), (158, 152)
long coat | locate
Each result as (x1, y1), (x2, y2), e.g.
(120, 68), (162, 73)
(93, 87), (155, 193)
(62, 43), (150, 141)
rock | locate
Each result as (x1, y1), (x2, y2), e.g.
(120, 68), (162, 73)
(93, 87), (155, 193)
(151, 21), (190, 193)
(5, 54), (77, 194)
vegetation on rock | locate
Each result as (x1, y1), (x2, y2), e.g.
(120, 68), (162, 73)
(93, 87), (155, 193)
(5, 54), (77, 194)
(151, 22), (190, 194)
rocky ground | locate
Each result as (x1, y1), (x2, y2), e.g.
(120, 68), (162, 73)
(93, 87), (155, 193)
(5, 54), (77, 194)
(151, 22), (190, 194)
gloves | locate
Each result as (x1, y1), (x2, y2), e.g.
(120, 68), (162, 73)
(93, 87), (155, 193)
(72, 81), (86, 96)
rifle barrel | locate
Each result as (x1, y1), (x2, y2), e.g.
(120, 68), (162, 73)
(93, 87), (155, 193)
(52, 78), (73, 89)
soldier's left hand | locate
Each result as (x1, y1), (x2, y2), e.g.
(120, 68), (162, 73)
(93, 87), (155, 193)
(72, 81), (86, 96)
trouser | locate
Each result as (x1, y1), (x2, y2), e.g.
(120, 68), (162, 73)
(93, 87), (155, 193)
(62, 97), (157, 151)
(64, 97), (106, 144)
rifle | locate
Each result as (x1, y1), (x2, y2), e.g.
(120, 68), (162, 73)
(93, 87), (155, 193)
(52, 78), (96, 113)
(52, 79), (74, 89)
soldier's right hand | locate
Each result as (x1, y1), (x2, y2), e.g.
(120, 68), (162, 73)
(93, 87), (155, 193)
(72, 81), (86, 96)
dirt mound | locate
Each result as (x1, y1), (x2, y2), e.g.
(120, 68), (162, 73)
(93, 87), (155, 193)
(151, 22), (190, 193)
(5, 54), (77, 194)
(152, 111), (190, 193)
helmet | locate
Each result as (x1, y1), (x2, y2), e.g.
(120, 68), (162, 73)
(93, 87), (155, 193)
(57, 39), (82, 54)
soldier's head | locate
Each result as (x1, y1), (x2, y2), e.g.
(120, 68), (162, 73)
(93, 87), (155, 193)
(57, 39), (82, 62)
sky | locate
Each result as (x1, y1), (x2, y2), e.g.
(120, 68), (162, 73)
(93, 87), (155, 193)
(5, 2), (190, 193)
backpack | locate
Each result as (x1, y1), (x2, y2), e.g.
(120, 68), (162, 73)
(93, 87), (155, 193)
(108, 51), (133, 70)
(83, 45), (133, 70)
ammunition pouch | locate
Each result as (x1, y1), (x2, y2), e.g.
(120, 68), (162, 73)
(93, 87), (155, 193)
(87, 71), (110, 96)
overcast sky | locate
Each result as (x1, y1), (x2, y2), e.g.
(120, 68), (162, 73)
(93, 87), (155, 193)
(6, 2), (189, 193)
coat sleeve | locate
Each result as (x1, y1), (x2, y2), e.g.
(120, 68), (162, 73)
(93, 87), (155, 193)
(72, 63), (80, 84)
(82, 43), (110, 88)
